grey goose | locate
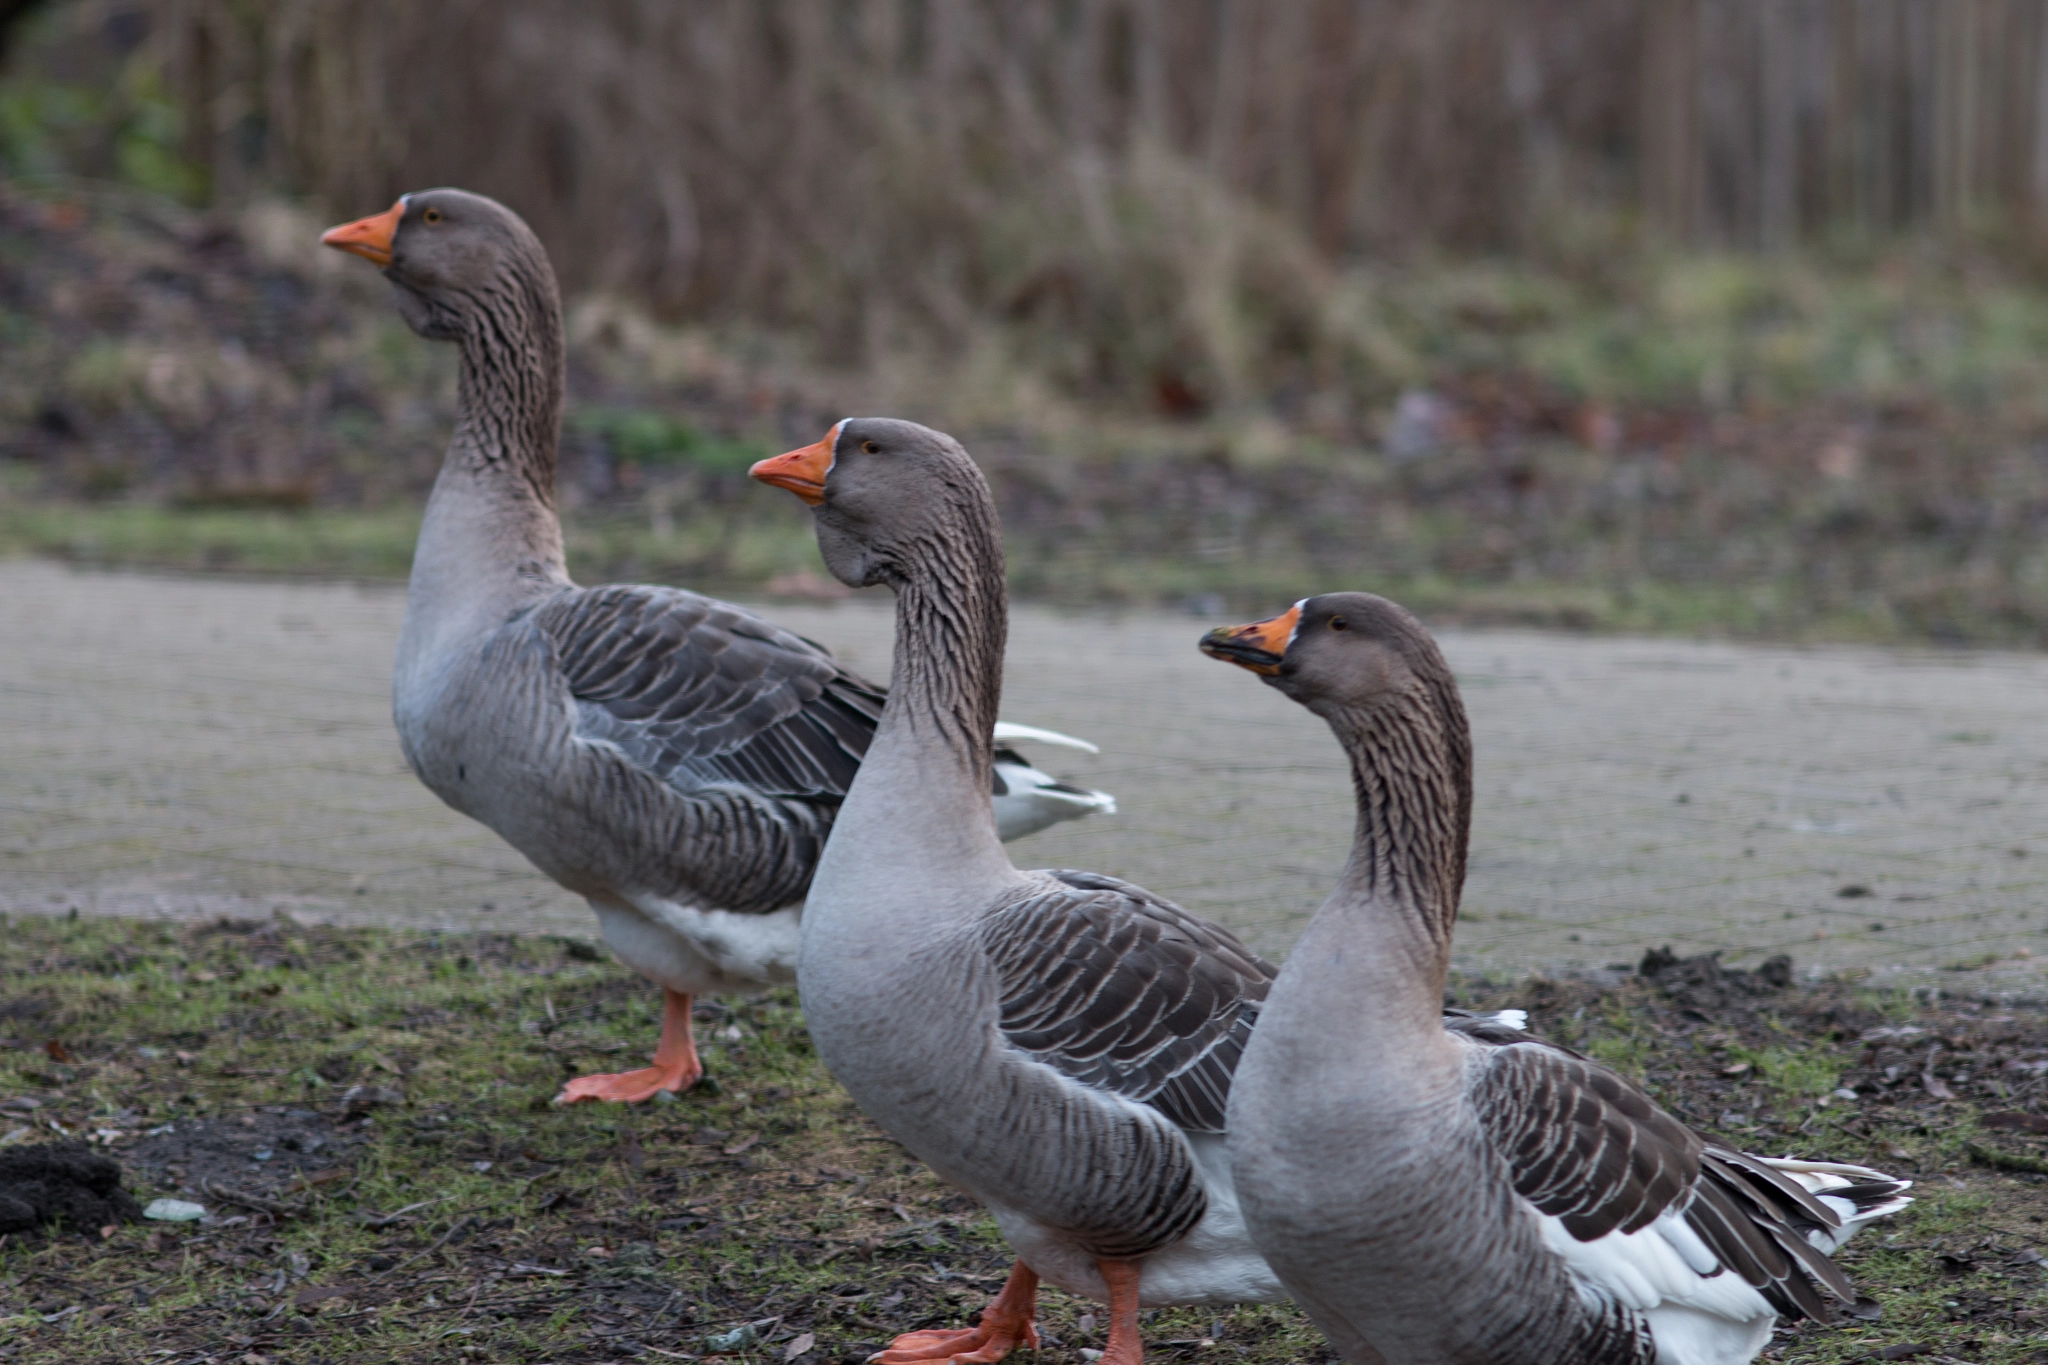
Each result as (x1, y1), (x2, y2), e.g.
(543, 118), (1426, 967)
(749, 421), (1527, 1365)
(318, 190), (1112, 1104)
(1203, 596), (1910, 1365)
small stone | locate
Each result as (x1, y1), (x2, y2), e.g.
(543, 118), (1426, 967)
(143, 1199), (207, 1222)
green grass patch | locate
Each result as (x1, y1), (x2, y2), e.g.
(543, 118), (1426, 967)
(0, 914), (1336, 1365)
(0, 917), (2041, 1362)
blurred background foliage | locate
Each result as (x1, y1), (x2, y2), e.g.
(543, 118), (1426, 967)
(7, 0), (2048, 641)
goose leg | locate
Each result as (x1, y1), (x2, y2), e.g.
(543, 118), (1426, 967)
(555, 989), (704, 1104)
(868, 1259), (1039, 1363)
(1095, 1260), (1145, 1365)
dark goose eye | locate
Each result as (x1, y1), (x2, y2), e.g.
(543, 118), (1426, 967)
(1328, 616), (1348, 631)
(422, 207), (443, 224)
(862, 440), (880, 453)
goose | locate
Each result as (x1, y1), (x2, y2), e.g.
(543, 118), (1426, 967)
(317, 190), (1113, 1105)
(748, 420), (1528, 1365)
(1201, 594), (1911, 1365)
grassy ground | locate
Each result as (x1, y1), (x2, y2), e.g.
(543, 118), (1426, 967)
(0, 914), (2042, 1364)
(0, 484), (2003, 647)
(0, 495), (1794, 641)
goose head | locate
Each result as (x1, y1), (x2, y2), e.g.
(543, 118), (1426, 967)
(750, 418), (996, 590)
(1205, 592), (1472, 909)
(1200, 592), (1450, 724)
(321, 188), (554, 343)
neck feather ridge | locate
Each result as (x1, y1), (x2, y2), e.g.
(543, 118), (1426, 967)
(449, 259), (564, 514)
(884, 515), (1008, 788)
(1328, 678), (1471, 981)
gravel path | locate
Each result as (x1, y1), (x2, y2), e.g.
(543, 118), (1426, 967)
(4, 559), (2044, 991)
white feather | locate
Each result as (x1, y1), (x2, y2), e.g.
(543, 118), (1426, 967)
(992, 756), (1118, 841)
(1524, 1156), (1911, 1365)
(1755, 1158), (1914, 1253)
(1533, 1207), (1777, 1365)
(991, 721), (1100, 753)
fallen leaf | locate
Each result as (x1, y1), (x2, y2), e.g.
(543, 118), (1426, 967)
(1922, 1072), (1955, 1101)
(43, 1039), (73, 1064)
(784, 1331), (816, 1360)
(723, 1133), (761, 1156)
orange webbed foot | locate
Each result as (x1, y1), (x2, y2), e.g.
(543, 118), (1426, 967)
(868, 1261), (1041, 1364)
(554, 987), (703, 1104)
(553, 1058), (702, 1104)
(868, 1322), (1039, 1364)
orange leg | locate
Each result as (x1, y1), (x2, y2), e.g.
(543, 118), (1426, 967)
(1095, 1260), (1145, 1365)
(555, 988), (704, 1104)
(869, 1260), (1040, 1364)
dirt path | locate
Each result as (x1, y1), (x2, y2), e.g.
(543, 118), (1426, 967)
(4, 559), (2044, 991)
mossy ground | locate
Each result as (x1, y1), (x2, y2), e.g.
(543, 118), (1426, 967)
(0, 914), (2041, 1364)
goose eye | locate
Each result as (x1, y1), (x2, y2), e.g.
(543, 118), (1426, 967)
(422, 207), (443, 224)
(861, 440), (879, 454)
(1328, 616), (1348, 631)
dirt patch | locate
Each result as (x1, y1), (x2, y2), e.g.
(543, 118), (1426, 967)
(120, 1104), (365, 1209)
(0, 1145), (140, 1235)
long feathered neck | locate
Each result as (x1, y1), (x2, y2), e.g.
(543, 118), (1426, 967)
(398, 242), (568, 669)
(803, 459), (1015, 921)
(881, 483), (1009, 792)
(1326, 671), (1471, 992)
(447, 247), (565, 513)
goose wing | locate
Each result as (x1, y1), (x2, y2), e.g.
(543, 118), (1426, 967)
(1470, 1039), (1881, 1322)
(533, 585), (884, 802)
(981, 870), (1277, 1133)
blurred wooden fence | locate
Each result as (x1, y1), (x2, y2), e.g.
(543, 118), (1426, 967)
(94, 1), (2048, 319)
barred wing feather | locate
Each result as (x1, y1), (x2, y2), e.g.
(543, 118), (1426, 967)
(535, 585), (884, 802)
(981, 870), (1277, 1134)
(1471, 1040), (1909, 1326)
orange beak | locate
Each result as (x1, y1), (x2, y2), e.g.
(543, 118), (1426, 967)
(320, 200), (405, 267)
(1199, 604), (1301, 676)
(749, 424), (840, 506)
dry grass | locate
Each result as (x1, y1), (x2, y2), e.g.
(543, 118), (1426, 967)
(17, 1), (2048, 407)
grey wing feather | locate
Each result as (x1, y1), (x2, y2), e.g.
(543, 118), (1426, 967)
(1469, 1038), (1882, 1323)
(981, 870), (1277, 1133)
(534, 585), (885, 801)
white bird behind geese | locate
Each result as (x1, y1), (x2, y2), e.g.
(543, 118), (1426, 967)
(750, 420), (1530, 1365)
(318, 190), (1114, 1105)
(1203, 595), (1910, 1365)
